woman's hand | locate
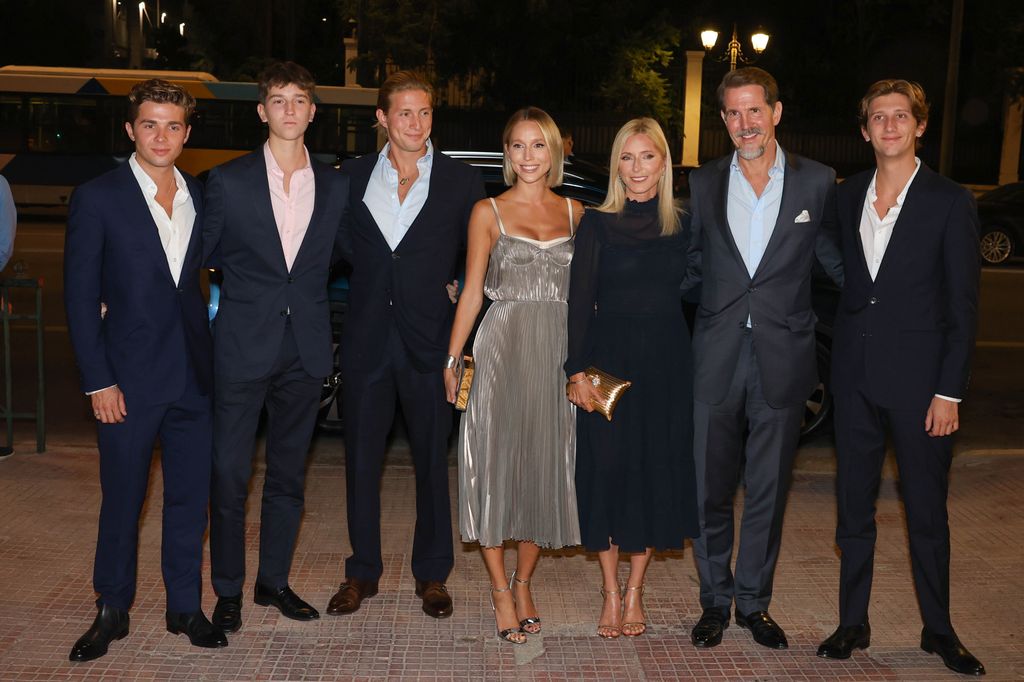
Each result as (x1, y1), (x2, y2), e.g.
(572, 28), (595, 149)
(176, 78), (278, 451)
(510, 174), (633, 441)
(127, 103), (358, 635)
(444, 366), (460, 404)
(566, 371), (599, 412)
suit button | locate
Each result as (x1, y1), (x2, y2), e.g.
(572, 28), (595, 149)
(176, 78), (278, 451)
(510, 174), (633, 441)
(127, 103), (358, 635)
(861, 332), (867, 337)
(392, 253), (400, 260)
(287, 276), (294, 283)
(280, 310), (288, 317)
(747, 287), (756, 293)
(869, 297), (878, 304)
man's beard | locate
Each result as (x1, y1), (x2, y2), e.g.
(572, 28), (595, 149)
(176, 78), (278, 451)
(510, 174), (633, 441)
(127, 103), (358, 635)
(734, 127), (766, 160)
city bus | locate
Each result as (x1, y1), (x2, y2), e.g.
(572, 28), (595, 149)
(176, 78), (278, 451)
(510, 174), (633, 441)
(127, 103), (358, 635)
(0, 65), (379, 213)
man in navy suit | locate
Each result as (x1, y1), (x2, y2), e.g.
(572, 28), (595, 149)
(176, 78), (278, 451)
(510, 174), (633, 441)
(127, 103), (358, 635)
(687, 68), (844, 651)
(326, 71), (484, 619)
(203, 62), (350, 632)
(817, 80), (985, 676)
(64, 79), (226, 662)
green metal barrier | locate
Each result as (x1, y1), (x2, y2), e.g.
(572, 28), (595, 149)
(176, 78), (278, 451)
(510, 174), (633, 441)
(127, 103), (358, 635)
(0, 277), (45, 453)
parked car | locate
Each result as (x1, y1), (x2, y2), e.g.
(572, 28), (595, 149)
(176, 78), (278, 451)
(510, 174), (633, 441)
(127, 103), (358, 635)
(976, 181), (1024, 266)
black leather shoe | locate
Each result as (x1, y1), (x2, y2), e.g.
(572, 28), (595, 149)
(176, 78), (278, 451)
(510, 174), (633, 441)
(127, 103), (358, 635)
(691, 607), (729, 648)
(254, 583), (320, 621)
(326, 578), (379, 615)
(212, 595), (242, 633)
(736, 610), (789, 649)
(921, 628), (986, 676)
(166, 610), (228, 648)
(415, 580), (454, 619)
(69, 603), (129, 662)
(817, 624), (870, 659)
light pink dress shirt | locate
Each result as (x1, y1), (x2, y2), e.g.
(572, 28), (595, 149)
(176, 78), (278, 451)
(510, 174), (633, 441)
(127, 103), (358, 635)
(264, 142), (315, 271)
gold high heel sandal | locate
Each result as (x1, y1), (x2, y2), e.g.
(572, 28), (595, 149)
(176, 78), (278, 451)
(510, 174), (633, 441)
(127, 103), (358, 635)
(510, 570), (541, 634)
(622, 584), (646, 637)
(597, 585), (622, 639)
(489, 586), (527, 644)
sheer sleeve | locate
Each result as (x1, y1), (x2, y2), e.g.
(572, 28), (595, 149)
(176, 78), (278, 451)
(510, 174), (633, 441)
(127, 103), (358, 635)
(565, 210), (603, 376)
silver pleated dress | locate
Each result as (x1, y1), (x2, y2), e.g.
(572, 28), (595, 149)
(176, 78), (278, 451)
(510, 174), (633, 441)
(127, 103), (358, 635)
(458, 198), (581, 548)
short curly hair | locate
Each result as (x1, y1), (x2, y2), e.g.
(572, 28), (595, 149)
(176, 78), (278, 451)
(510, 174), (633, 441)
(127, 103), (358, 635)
(257, 61), (317, 103)
(127, 79), (196, 123)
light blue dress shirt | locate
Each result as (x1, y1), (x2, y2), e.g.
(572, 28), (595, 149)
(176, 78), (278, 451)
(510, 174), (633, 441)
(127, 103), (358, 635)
(726, 142), (786, 278)
(363, 140), (434, 251)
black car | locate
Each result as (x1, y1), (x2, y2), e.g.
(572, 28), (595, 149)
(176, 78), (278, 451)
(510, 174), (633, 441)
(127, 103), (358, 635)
(977, 181), (1024, 266)
(316, 152), (839, 442)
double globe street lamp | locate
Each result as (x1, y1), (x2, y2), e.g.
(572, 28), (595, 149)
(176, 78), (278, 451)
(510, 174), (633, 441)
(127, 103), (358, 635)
(700, 24), (770, 72)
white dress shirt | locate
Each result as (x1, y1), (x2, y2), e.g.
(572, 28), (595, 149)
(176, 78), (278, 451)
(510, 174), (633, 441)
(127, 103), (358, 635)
(858, 158), (957, 403)
(363, 140), (434, 251)
(128, 153), (195, 286)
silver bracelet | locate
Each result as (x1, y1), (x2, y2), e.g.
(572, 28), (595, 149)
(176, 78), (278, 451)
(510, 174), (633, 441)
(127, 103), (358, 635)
(444, 354), (459, 370)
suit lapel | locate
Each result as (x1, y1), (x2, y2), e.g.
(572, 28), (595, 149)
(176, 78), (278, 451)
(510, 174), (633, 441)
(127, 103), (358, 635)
(349, 154), (394, 252)
(248, 151), (290, 273)
(179, 175), (203, 280)
(873, 165), (929, 285)
(290, 161), (328, 270)
(120, 163), (177, 287)
(751, 156), (800, 280)
(393, 149), (445, 250)
(710, 157), (746, 274)
(846, 172), (874, 284)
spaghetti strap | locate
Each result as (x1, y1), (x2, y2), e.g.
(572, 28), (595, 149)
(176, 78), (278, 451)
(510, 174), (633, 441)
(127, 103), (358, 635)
(488, 197), (507, 235)
(565, 196), (575, 236)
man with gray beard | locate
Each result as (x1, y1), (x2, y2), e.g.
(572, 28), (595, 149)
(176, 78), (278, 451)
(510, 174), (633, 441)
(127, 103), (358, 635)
(685, 67), (843, 651)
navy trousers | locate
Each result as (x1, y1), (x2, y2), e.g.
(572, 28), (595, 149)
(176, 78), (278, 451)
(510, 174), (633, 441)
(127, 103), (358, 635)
(94, 365), (212, 614)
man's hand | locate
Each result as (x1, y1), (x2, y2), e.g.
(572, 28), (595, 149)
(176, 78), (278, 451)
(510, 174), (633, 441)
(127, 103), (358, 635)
(91, 386), (127, 424)
(924, 396), (958, 437)
(446, 279), (459, 304)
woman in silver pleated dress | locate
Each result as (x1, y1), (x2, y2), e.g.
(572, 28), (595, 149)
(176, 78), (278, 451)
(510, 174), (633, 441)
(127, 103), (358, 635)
(444, 107), (582, 644)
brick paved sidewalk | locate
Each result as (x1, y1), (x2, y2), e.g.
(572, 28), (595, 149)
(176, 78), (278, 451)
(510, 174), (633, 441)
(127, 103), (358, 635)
(0, 447), (1020, 681)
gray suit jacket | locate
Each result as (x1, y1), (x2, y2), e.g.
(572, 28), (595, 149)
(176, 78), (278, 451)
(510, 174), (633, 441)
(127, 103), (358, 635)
(688, 150), (843, 407)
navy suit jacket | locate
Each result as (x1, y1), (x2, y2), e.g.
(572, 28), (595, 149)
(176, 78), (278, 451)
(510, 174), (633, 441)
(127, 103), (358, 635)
(202, 149), (350, 382)
(688, 151), (844, 407)
(337, 151), (484, 374)
(831, 164), (980, 411)
(64, 162), (212, 405)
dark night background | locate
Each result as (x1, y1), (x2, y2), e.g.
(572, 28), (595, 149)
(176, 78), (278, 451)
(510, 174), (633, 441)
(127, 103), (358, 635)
(1, 0), (1022, 180)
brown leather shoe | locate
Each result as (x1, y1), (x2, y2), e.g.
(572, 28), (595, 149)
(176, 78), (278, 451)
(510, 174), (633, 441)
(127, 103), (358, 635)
(415, 580), (453, 619)
(326, 578), (378, 615)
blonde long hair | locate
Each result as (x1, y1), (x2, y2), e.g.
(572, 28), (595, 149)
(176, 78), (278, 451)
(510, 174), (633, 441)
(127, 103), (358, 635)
(597, 117), (680, 236)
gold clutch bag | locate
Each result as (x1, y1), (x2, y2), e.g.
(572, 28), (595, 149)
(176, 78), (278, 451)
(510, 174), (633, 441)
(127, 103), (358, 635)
(454, 355), (475, 411)
(584, 366), (632, 421)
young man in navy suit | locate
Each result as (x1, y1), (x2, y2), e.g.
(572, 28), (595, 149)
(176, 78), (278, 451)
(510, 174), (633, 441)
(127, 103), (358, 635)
(817, 80), (984, 676)
(64, 79), (226, 662)
(203, 62), (350, 632)
(326, 71), (484, 619)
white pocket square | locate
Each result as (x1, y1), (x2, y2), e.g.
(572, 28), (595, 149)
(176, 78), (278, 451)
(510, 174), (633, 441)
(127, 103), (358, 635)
(794, 210), (811, 223)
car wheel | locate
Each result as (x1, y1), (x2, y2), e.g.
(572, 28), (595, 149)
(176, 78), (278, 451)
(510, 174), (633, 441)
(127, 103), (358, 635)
(800, 338), (833, 441)
(979, 226), (1014, 265)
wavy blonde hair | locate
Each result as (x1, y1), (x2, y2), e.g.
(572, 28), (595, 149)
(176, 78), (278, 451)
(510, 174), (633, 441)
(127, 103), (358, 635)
(598, 117), (679, 235)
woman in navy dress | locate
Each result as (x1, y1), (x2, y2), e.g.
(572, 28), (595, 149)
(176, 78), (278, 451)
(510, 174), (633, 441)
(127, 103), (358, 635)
(566, 118), (699, 638)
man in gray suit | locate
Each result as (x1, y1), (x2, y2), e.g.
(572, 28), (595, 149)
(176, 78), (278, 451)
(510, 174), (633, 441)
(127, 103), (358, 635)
(687, 68), (843, 650)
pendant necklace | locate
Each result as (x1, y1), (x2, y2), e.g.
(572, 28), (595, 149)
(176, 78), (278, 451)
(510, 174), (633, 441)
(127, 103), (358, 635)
(399, 176), (410, 186)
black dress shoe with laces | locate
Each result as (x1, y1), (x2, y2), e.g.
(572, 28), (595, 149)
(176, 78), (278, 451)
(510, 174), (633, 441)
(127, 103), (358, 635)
(69, 603), (130, 662)
(415, 580), (454, 619)
(921, 628), (986, 676)
(166, 610), (228, 648)
(212, 595), (242, 633)
(817, 624), (870, 659)
(691, 607), (729, 648)
(736, 610), (789, 649)
(254, 583), (320, 621)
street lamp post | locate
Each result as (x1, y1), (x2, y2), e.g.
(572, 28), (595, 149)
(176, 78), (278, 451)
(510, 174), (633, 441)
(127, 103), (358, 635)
(701, 24), (770, 72)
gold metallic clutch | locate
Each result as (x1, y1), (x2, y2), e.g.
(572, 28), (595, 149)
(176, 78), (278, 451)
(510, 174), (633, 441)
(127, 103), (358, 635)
(584, 366), (632, 421)
(454, 355), (475, 411)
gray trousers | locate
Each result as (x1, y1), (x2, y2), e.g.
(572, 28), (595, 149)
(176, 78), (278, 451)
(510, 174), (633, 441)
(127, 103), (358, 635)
(692, 332), (803, 618)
